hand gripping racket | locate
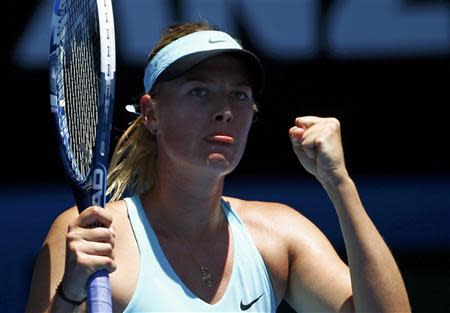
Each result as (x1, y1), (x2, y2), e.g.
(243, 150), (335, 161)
(49, 0), (116, 311)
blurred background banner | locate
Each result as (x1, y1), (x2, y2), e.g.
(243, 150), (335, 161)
(2, 1), (449, 312)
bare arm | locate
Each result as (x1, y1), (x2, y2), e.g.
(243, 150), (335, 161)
(287, 116), (410, 312)
(25, 207), (83, 313)
(25, 206), (116, 313)
(321, 174), (410, 312)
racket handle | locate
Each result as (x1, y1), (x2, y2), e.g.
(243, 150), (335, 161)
(87, 270), (112, 313)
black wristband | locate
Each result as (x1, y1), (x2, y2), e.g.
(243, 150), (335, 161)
(56, 282), (87, 306)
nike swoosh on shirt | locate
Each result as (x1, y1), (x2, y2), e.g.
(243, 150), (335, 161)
(240, 294), (264, 311)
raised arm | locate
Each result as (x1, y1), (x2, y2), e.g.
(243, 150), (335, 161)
(288, 116), (410, 312)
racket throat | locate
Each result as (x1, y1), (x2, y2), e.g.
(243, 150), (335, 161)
(72, 184), (94, 212)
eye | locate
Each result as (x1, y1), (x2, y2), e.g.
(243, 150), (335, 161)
(231, 90), (251, 102)
(189, 87), (208, 97)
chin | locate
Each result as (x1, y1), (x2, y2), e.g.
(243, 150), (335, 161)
(206, 153), (237, 175)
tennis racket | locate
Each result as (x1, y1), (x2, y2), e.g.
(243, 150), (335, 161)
(49, 0), (116, 312)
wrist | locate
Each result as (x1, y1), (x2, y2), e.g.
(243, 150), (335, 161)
(317, 167), (351, 188)
(56, 281), (87, 306)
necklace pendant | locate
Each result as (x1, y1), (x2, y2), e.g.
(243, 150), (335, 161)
(200, 266), (212, 288)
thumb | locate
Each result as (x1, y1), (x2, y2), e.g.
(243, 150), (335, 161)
(289, 126), (305, 146)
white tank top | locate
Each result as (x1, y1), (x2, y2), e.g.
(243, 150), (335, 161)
(123, 196), (276, 312)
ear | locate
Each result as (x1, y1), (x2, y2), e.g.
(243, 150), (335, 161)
(139, 94), (159, 132)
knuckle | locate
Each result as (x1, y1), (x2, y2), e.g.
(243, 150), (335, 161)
(109, 236), (115, 248)
(314, 137), (324, 146)
(100, 228), (114, 242)
(66, 231), (79, 242)
(105, 216), (114, 227)
(105, 243), (114, 254)
(91, 207), (113, 224)
(329, 117), (340, 128)
(90, 206), (104, 216)
(105, 258), (116, 269)
(74, 251), (87, 265)
(109, 229), (116, 241)
(67, 241), (78, 253)
(104, 231), (113, 243)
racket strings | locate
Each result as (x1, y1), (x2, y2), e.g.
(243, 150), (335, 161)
(58, 0), (100, 181)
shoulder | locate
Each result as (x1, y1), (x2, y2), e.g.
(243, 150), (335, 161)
(46, 200), (128, 241)
(45, 206), (78, 243)
(223, 196), (349, 299)
(223, 196), (322, 246)
(50, 199), (127, 224)
(224, 196), (344, 264)
(223, 196), (331, 302)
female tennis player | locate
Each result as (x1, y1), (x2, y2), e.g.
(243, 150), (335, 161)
(26, 22), (410, 313)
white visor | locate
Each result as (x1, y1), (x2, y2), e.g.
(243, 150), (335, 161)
(143, 30), (263, 93)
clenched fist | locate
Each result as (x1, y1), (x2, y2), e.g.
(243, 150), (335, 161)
(61, 206), (116, 302)
(289, 116), (348, 183)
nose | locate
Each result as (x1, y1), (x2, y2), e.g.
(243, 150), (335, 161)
(213, 108), (233, 123)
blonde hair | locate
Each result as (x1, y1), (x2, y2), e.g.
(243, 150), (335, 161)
(107, 22), (216, 201)
(107, 116), (156, 201)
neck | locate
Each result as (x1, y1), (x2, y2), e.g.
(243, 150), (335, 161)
(141, 160), (226, 241)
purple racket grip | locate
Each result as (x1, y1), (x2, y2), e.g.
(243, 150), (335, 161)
(87, 270), (112, 312)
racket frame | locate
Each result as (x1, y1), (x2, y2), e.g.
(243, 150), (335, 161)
(49, 0), (116, 311)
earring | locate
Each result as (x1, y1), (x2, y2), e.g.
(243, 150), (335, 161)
(143, 115), (159, 136)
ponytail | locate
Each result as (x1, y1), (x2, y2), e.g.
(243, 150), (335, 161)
(107, 117), (157, 201)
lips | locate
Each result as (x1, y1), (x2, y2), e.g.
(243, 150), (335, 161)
(205, 134), (235, 144)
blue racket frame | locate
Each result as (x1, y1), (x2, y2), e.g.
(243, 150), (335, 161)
(49, 0), (116, 311)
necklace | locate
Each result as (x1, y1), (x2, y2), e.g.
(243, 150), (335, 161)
(151, 205), (226, 289)
(169, 233), (214, 288)
(182, 244), (213, 288)
(200, 265), (212, 288)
